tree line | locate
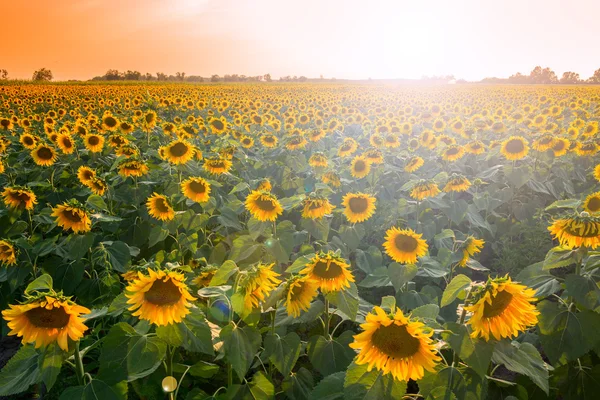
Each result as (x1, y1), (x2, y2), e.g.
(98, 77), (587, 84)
(481, 66), (600, 84)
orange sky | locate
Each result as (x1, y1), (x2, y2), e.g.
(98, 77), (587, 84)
(3, 0), (599, 81)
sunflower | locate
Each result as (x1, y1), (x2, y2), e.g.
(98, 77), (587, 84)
(410, 180), (440, 200)
(84, 134), (105, 153)
(342, 192), (376, 223)
(2, 186), (37, 210)
(118, 159), (149, 178)
(192, 266), (218, 288)
(2, 295), (90, 351)
(500, 136), (529, 161)
(532, 135), (555, 152)
(51, 201), (92, 233)
(441, 145), (465, 162)
(239, 263), (281, 310)
(594, 164), (600, 182)
(147, 193), (175, 221)
(338, 138), (358, 157)
(548, 212), (600, 249)
(162, 139), (195, 165)
(552, 138), (570, 157)
(302, 195), (335, 219)
(126, 269), (196, 326)
(383, 227), (428, 264)
(405, 156), (424, 173)
(286, 135), (308, 150)
(350, 155), (372, 179)
(364, 149), (384, 164)
(284, 276), (320, 317)
(321, 171), (341, 188)
(0, 160), (4, 174)
(77, 166), (96, 186)
(87, 177), (107, 196)
(575, 142), (599, 157)
(300, 251), (354, 292)
(20, 133), (38, 149)
(308, 153), (328, 168)
(465, 276), (539, 341)
(101, 114), (119, 131)
(0, 240), (17, 265)
(443, 175), (471, 193)
(56, 133), (75, 154)
(465, 140), (486, 155)
(257, 178), (272, 192)
(458, 236), (485, 267)
(209, 116), (228, 134)
(181, 177), (211, 203)
(31, 144), (57, 167)
(350, 306), (440, 381)
(203, 157), (232, 175)
(583, 192), (600, 213)
(245, 190), (283, 221)
(260, 134), (278, 148)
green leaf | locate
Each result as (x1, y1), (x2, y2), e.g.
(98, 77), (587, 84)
(326, 282), (359, 321)
(60, 379), (124, 400)
(307, 331), (355, 376)
(210, 260), (238, 285)
(442, 322), (494, 378)
(148, 225), (169, 247)
(247, 218), (271, 240)
(492, 341), (549, 395)
(419, 366), (466, 399)
(247, 371), (275, 400)
(263, 332), (302, 376)
(104, 241), (131, 273)
(220, 324), (262, 381)
(0, 344), (40, 396)
(380, 296), (396, 312)
(339, 225), (365, 251)
(545, 198), (581, 211)
(87, 194), (109, 211)
(434, 229), (455, 250)
(565, 274), (600, 309)
(387, 262), (417, 292)
(309, 372), (345, 400)
(283, 368), (314, 400)
(515, 262), (561, 298)
(343, 362), (407, 400)
(156, 308), (214, 355)
(543, 246), (577, 270)
(440, 274), (471, 307)
(188, 361), (220, 378)
(411, 304), (440, 320)
(359, 267), (391, 288)
(301, 218), (330, 241)
(286, 253), (314, 273)
(25, 273), (53, 294)
(66, 233), (96, 260)
(39, 343), (64, 391)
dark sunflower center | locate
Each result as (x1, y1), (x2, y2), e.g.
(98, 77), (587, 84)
(169, 142), (189, 157)
(26, 306), (70, 328)
(564, 221), (600, 238)
(104, 117), (117, 127)
(61, 137), (73, 147)
(0, 244), (12, 253)
(588, 197), (600, 212)
(81, 171), (94, 180)
(308, 201), (324, 210)
(446, 148), (459, 156)
(62, 209), (83, 223)
(482, 290), (513, 318)
(13, 192), (31, 204)
(289, 281), (306, 301)
(189, 181), (206, 194)
(264, 136), (275, 143)
(312, 260), (343, 279)
(155, 198), (170, 213)
(348, 197), (368, 213)
(209, 161), (225, 169)
(505, 139), (524, 153)
(37, 147), (53, 160)
(255, 197), (276, 211)
(371, 323), (420, 359)
(394, 234), (418, 252)
(88, 136), (100, 146)
(0, 120), (9, 128)
(212, 120), (224, 130)
(354, 160), (367, 172)
(553, 142), (565, 151)
(24, 137), (34, 145)
(145, 114), (155, 123)
(144, 278), (182, 305)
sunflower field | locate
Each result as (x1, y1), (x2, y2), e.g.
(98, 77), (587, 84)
(1, 82), (600, 400)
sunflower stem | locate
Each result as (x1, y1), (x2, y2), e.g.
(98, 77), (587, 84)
(415, 199), (420, 233)
(453, 288), (472, 366)
(74, 341), (85, 386)
(324, 298), (331, 339)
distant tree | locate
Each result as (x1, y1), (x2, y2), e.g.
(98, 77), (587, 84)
(0, 69), (7, 80)
(124, 70), (141, 80)
(560, 71), (581, 84)
(144, 73), (155, 81)
(508, 72), (529, 84)
(32, 68), (53, 81)
(176, 72), (186, 81)
(156, 72), (167, 81)
(211, 74), (221, 82)
(587, 68), (600, 84)
(298, 76), (308, 82)
(263, 73), (272, 82)
(186, 75), (204, 82)
(529, 66), (558, 84)
(104, 69), (121, 80)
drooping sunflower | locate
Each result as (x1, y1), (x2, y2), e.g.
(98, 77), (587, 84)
(239, 263), (281, 310)
(56, 133), (75, 154)
(162, 139), (195, 165)
(465, 276), (539, 341)
(342, 192), (376, 223)
(51, 200), (92, 233)
(118, 159), (149, 178)
(321, 171), (341, 188)
(364, 149), (384, 165)
(583, 192), (600, 213)
(2, 295), (90, 351)
(350, 155), (372, 179)
(302, 195), (335, 219)
(410, 180), (441, 200)
(548, 212), (600, 249)
(2, 186), (37, 210)
(441, 145), (465, 162)
(83, 133), (105, 153)
(284, 275), (320, 317)
(181, 177), (211, 203)
(31, 144), (57, 167)
(245, 190), (283, 221)
(405, 156), (424, 173)
(350, 306), (441, 381)
(0, 239), (17, 265)
(300, 251), (354, 292)
(87, 177), (108, 196)
(500, 136), (529, 161)
(383, 227), (428, 264)
(574, 142), (599, 157)
(443, 175), (472, 193)
(147, 193), (175, 221)
(532, 135), (555, 152)
(308, 153), (328, 168)
(465, 140), (485, 155)
(126, 269), (196, 326)
(458, 236), (485, 267)
(203, 157), (233, 175)
(192, 266), (219, 288)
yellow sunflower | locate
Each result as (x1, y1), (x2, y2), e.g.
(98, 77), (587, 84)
(308, 153), (328, 168)
(405, 156), (424, 173)
(209, 116), (228, 134)
(147, 193), (175, 221)
(284, 276), (320, 317)
(77, 166), (96, 186)
(350, 306), (441, 381)
(203, 157), (233, 175)
(548, 212), (600, 249)
(465, 276), (539, 341)
(56, 133), (75, 155)
(118, 159), (149, 178)
(257, 178), (272, 192)
(260, 134), (279, 148)
(2, 186), (37, 210)
(441, 145), (465, 162)
(181, 177), (211, 203)
(338, 138), (358, 157)
(20, 133), (38, 149)
(594, 164), (600, 182)
(500, 136), (529, 161)
(410, 181), (441, 200)
(192, 266), (218, 288)
(162, 139), (195, 165)
(300, 251), (354, 292)
(87, 177), (107, 196)
(51, 201), (92, 233)
(302, 195), (335, 219)
(31, 144), (57, 167)
(350, 155), (372, 179)
(583, 192), (600, 213)
(84, 134), (105, 153)
(126, 269), (196, 326)
(383, 227), (428, 264)
(0, 240), (17, 265)
(458, 236), (485, 267)
(364, 149), (384, 165)
(245, 190), (283, 222)
(239, 263), (281, 310)
(2, 295), (90, 351)
(342, 192), (376, 223)
(321, 171), (341, 188)
(443, 175), (472, 193)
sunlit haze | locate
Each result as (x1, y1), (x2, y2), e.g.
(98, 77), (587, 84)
(4, 0), (599, 81)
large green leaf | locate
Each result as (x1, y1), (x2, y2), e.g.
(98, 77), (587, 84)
(59, 379), (125, 400)
(343, 362), (407, 400)
(263, 332), (302, 376)
(443, 322), (494, 378)
(440, 274), (471, 308)
(156, 308), (214, 355)
(220, 324), (262, 381)
(307, 331), (355, 376)
(309, 372), (345, 400)
(492, 341), (549, 395)
(387, 262), (417, 292)
(515, 262), (561, 298)
(39, 343), (65, 392)
(283, 368), (314, 400)
(0, 344), (40, 396)
(326, 282), (359, 321)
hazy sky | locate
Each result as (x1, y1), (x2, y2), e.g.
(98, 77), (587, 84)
(4, 0), (599, 81)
